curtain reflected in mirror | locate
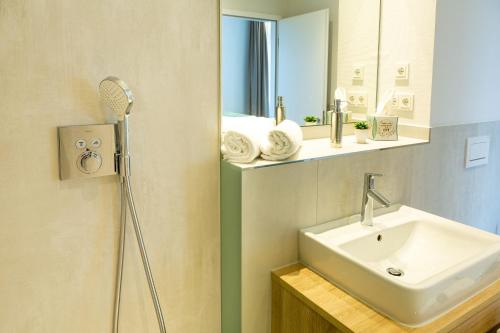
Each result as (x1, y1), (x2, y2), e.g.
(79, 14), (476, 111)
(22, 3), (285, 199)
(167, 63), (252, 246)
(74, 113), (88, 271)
(249, 21), (269, 117)
(222, 16), (276, 118)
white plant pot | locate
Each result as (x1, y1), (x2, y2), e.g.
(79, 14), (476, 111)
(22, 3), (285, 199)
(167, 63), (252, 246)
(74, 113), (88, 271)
(355, 129), (369, 144)
(304, 121), (317, 126)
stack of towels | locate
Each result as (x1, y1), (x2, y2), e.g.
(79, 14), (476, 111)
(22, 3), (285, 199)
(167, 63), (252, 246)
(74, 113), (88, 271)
(221, 116), (303, 163)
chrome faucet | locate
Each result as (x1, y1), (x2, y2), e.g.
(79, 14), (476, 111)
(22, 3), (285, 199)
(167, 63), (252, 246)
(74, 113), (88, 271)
(361, 173), (391, 226)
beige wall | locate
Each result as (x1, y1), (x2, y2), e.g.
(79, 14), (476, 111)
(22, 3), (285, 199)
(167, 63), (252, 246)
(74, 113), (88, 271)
(378, 0), (436, 127)
(336, 0), (380, 115)
(283, 0), (381, 115)
(0, 1), (220, 332)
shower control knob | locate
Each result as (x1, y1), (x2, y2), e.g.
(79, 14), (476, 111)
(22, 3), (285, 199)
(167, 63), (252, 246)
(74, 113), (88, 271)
(78, 151), (102, 174)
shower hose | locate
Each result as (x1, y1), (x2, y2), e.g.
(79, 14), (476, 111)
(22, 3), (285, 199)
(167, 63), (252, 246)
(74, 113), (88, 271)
(113, 177), (167, 333)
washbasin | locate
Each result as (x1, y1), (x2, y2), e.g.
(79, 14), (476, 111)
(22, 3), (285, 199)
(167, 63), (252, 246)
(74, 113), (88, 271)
(299, 205), (500, 327)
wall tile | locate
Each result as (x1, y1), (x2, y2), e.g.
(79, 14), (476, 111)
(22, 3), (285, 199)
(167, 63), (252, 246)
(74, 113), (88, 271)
(410, 122), (500, 234)
(241, 161), (318, 333)
(317, 148), (413, 224)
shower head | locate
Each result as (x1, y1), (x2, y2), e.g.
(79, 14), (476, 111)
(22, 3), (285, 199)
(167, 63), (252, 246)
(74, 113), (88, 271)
(99, 76), (135, 119)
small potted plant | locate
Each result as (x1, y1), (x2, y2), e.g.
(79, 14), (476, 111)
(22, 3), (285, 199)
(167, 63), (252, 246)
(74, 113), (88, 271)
(304, 116), (319, 126)
(354, 121), (369, 144)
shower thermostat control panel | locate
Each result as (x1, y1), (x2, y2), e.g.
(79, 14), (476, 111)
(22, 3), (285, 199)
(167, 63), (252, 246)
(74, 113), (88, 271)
(58, 124), (117, 180)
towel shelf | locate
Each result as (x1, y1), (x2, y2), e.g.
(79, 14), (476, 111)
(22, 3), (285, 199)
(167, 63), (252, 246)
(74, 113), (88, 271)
(227, 134), (429, 170)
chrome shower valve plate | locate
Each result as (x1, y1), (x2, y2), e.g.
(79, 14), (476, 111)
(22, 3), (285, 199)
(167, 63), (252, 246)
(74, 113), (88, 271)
(58, 124), (117, 180)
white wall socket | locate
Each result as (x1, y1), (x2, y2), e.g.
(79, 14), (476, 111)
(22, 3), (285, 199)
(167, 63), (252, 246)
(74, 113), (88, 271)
(399, 93), (414, 111)
(392, 93), (414, 111)
(395, 63), (409, 80)
(347, 91), (368, 107)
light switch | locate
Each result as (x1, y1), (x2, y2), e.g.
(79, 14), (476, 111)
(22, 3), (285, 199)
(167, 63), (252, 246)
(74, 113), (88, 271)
(352, 65), (365, 81)
(391, 96), (399, 108)
(465, 136), (490, 168)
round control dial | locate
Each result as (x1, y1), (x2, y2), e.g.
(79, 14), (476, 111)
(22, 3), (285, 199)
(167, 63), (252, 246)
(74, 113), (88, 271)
(77, 151), (102, 174)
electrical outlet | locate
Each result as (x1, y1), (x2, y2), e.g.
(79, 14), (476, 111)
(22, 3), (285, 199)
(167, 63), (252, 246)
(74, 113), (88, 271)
(391, 93), (414, 111)
(347, 91), (368, 107)
(398, 93), (414, 111)
(347, 92), (357, 106)
(395, 63), (409, 80)
(357, 92), (368, 107)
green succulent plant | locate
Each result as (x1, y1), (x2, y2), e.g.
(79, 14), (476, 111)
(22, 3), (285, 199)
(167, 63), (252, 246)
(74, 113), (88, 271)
(304, 116), (319, 123)
(354, 121), (369, 130)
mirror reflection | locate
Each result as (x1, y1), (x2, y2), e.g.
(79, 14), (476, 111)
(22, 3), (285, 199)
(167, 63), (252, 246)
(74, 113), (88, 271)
(221, 0), (381, 126)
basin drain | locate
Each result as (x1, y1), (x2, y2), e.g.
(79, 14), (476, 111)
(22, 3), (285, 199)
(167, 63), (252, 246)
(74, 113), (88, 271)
(386, 267), (404, 277)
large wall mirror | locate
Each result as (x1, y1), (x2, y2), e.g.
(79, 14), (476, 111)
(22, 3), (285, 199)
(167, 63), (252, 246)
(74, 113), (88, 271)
(221, 0), (381, 126)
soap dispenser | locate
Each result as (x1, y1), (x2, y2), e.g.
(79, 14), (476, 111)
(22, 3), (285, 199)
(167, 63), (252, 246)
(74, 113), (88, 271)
(330, 99), (344, 148)
(275, 96), (286, 125)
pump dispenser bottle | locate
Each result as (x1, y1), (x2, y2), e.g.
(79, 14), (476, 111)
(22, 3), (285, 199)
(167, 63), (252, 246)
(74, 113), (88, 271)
(330, 99), (344, 148)
(275, 96), (286, 125)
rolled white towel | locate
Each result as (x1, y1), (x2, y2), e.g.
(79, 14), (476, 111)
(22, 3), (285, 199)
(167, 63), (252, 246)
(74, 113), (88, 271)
(221, 115), (256, 134)
(260, 120), (303, 161)
(221, 117), (274, 163)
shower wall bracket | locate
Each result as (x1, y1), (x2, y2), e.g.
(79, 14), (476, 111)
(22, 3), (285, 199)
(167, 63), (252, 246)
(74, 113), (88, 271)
(58, 124), (117, 180)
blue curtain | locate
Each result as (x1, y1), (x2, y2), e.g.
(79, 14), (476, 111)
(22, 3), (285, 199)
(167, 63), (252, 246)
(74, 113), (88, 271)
(248, 21), (269, 117)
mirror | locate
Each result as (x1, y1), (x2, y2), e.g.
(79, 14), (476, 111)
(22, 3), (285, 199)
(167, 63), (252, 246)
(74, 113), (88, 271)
(221, 0), (381, 126)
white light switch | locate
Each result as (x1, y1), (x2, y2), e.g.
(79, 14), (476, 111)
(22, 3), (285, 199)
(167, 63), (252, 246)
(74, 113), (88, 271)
(352, 65), (365, 81)
(465, 136), (490, 168)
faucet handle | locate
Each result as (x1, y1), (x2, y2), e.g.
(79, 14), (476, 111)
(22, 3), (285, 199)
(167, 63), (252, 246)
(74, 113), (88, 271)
(364, 173), (383, 189)
(365, 172), (383, 178)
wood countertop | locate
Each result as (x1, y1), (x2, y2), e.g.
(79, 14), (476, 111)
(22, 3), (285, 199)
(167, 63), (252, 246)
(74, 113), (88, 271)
(272, 263), (500, 333)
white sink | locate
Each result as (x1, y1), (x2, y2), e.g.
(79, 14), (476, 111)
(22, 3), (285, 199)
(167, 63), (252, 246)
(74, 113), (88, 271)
(299, 205), (500, 327)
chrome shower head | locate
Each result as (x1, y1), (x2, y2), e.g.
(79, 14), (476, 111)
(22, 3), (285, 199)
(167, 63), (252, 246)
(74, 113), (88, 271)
(99, 76), (135, 119)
